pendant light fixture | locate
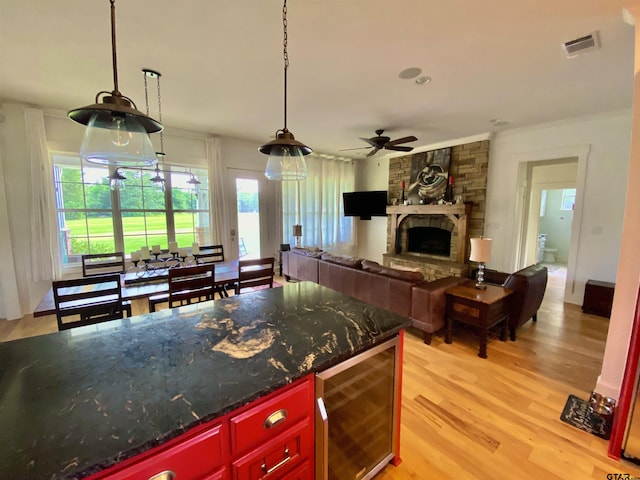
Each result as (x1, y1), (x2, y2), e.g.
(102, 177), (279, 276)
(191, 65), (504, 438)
(260, 0), (312, 181)
(68, 0), (162, 167)
(109, 168), (127, 191)
(187, 172), (201, 196)
(143, 68), (166, 191)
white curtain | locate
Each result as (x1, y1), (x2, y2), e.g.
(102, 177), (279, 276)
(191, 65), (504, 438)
(24, 108), (57, 281)
(282, 154), (355, 249)
(0, 135), (22, 319)
(206, 137), (230, 248)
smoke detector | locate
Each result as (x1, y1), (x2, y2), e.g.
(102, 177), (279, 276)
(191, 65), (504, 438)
(563, 32), (600, 58)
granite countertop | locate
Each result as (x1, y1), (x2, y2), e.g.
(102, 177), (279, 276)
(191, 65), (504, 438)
(0, 281), (410, 480)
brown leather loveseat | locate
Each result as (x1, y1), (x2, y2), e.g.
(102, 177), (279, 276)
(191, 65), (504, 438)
(482, 264), (548, 340)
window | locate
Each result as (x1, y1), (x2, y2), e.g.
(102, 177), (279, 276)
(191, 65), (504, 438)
(561, 188), (576, 211)
(52, 153), (211, 267)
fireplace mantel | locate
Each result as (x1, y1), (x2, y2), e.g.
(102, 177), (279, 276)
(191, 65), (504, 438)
(386, 203), (472, 263)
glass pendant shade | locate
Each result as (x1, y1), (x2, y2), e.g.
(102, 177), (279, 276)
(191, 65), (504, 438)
(80, 112), (157, 167)
(264, 145), (308, 181)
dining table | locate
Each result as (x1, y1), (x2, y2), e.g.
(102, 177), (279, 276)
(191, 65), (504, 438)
(33, 259), (240, 318)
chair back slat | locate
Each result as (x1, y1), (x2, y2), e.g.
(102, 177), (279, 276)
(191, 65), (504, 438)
(82, 252), (126, 277)
(53, 274), (125, 331)
(237, 257), (275, 294)
(196, 245), (225, 264)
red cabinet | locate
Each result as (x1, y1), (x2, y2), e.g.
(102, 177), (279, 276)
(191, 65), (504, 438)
(89, 376), (313, 480)
(96, 423), (227, 480)
(229, 380), (314, 455)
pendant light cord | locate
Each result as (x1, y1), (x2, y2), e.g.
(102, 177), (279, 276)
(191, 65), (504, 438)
(282, 0), (289, 130)
(110, 0), (120, 96)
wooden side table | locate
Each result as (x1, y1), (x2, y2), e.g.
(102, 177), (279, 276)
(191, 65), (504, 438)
(445, 281), (513, 358)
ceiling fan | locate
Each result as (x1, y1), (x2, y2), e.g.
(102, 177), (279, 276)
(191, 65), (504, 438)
(342, 129), (418, 157)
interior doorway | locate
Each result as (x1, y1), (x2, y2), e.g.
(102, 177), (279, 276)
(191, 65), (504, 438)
(517, 158), (580, 302)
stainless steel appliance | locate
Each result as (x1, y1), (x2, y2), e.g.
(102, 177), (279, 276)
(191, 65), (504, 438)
(315, 335), (402, 480)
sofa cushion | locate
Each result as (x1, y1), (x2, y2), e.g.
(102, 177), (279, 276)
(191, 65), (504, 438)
(292, 247), (323, 258)
(320, 252), (363, 269)
(361, 260), (424, 282)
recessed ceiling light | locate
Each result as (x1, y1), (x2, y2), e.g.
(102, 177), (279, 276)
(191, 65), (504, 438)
(415, 76), (432, 85)
(398, 67), (422, 79)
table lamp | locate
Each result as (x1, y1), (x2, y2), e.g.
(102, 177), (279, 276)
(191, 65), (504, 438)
(470, 237), (492, 289)
(292, 224), (303, 248)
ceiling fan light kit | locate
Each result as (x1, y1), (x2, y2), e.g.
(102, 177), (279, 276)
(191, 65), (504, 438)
(260, 0), (312, 181)
(68, 0), (162, 168)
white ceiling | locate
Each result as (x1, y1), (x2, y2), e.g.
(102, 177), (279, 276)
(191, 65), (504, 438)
(0, 0), (635, 157)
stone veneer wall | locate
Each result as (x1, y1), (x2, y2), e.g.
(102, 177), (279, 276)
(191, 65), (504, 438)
(385, 140), (489, 279)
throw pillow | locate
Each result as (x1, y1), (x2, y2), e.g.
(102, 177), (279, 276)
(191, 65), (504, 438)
(361, 260), (424, 282)
(320, 252), (363, 269)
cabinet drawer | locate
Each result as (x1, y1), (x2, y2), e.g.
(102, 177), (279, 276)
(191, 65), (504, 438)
(203, 466), (228, 480)
(230, 379), (313, 454)
(98, 423), (226, 480)
(231, 418), (312, 480)
(277, 460), (311, 480)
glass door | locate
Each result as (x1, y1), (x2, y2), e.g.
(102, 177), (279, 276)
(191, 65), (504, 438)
(227, 169), (278, 260)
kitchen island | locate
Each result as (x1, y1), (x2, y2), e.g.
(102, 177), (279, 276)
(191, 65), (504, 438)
(0, 281), (410, 479)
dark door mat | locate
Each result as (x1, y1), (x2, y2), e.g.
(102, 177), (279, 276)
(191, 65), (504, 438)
(560, 394), (612, 439)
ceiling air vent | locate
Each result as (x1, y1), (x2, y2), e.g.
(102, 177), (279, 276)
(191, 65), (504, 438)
(563, 32), (600, 58)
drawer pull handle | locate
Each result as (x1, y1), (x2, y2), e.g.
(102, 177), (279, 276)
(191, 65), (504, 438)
(263, 408), (288, 429)
(261, 447), (291, 475)
(147, 471), (176, 480)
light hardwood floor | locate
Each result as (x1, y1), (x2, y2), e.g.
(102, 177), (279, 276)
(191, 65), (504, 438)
(378, 265), (640, 479)
(2, 268), (640, 478)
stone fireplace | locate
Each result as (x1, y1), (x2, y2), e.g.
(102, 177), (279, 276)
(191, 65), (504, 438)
(384, 204), (471, 280)
(383, 140), (490, 281)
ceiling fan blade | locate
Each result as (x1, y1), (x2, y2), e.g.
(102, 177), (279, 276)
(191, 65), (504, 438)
(385, 145), (414, 152)
(366, 147), (381, 157)
(359, 137), (378, 148)
(385, 135), (418, 146)
(340, 146), (373, 151)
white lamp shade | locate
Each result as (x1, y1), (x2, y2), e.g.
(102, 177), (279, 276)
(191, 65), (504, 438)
(81, 112), (158, 167)
(470, 237), (492, 263)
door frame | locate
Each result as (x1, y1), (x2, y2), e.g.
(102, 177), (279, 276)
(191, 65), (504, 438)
(513, 144), (590, 304)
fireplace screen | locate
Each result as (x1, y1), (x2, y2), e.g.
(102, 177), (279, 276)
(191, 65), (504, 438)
(407, 227), (451, 257)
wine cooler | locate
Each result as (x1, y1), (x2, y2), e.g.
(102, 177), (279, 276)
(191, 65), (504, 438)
(315, 335), (402, 480)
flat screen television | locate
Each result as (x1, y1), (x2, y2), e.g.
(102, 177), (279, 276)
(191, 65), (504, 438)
(343, 190), (388, 220)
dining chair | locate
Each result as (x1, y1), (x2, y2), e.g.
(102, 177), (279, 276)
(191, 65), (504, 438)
(81, 252), (126, 277)
(148, 263), (217, 312)
(195, 245), (225, 264)
(236, 257), (275, 294)
(53, 274), (127, 331)
(196, 245), (232, 297)
(81, 252), (131, 317)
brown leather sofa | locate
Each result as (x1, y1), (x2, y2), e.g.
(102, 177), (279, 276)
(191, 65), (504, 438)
(482, 264), (548, 340)
(282, 248), (468, 344)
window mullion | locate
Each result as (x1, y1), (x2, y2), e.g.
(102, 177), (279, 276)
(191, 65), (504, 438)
(165, 171), (176, 242)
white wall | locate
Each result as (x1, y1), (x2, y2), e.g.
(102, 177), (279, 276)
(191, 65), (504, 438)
(353, 155), (389, 263)
(487, 110), (631, 304)
(596, 3), (640, 402)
